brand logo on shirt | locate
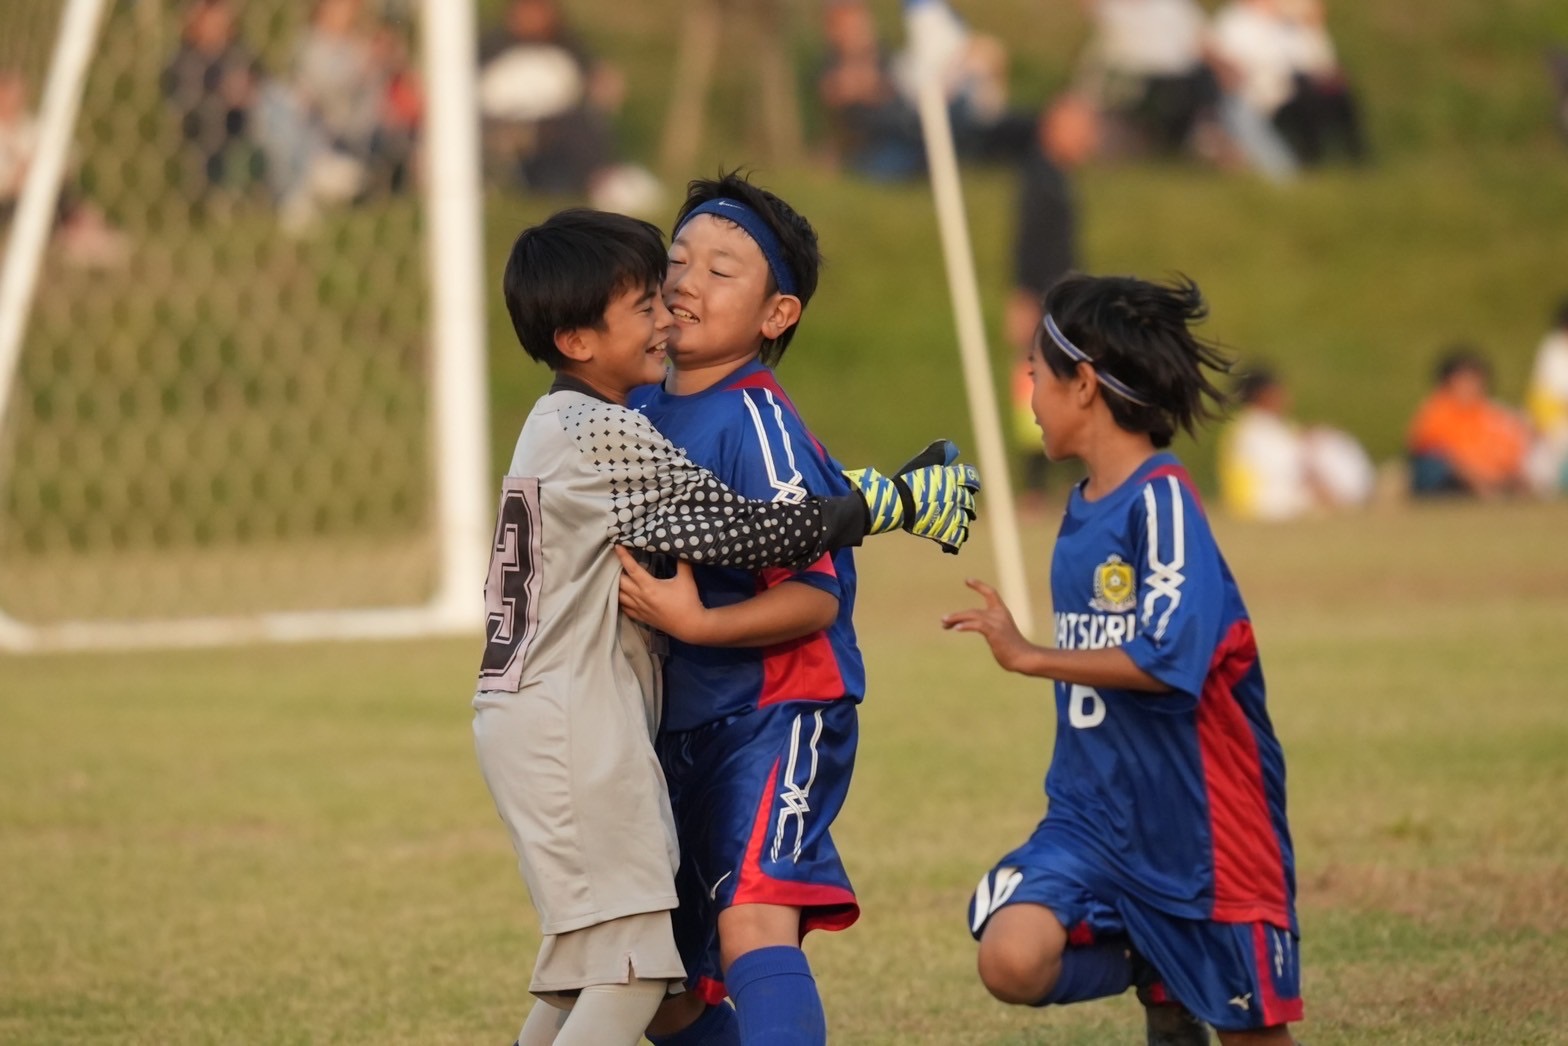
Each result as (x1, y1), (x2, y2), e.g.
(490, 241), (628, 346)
(1089, 554), (1136, 613)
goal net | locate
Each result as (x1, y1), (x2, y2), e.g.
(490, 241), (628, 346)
(0, 0), (490, 652)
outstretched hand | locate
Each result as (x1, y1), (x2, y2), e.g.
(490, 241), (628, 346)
(941, 578), (1036, 674)
(615, 546), (708, 643)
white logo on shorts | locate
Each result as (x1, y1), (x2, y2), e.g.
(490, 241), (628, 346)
(1229, 993), (1253, 1010)
(970, 867), (1024, 935)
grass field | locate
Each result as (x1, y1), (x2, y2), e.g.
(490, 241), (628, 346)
(4, 499), (1567, 1044)
(4, 1), (1568, 1042)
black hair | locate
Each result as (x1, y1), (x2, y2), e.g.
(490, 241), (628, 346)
(1434, 343), (1490, 385)
(672, 170), (822, 366)
(1038, 273), (1230, 448)
(1233, 363), (1280, 406)
(501, 208), (666, 369)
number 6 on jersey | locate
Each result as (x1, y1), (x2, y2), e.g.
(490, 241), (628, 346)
(1068, 684), (1106, 729)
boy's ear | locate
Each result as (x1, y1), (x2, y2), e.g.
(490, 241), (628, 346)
(555, 327), (592, 364)
(760, 294), (803, 341)
(1074, 362), (1099, 407)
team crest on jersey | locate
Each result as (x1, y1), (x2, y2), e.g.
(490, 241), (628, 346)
(1090, 555), (1136, 612)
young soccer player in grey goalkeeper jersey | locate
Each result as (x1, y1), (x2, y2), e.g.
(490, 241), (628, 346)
(472, 209), (979, 1046)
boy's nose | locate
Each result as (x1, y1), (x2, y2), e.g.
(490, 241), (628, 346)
(653, 297), (673, 330)
(664, 265), (695, 297)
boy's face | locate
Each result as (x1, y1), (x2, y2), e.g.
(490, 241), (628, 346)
(563, 282), (671, 402)
(1446, 366), (1487, 403)
(664, 214), (785, 373)
(1027, 341), (1089, 461)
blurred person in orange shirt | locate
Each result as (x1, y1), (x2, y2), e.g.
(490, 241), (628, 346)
(1407, 346), (1532, 499)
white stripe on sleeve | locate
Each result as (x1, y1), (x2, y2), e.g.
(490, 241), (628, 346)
(1140, 475), (1187, 642)
(742, 389), (808, 504)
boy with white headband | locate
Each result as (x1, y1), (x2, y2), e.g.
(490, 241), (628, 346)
(616, 172), (909, 1046)
(944, 273), (1304, 1046)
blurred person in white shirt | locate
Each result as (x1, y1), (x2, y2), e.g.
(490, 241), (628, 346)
(1076, 0), (1221, 157)
(1526, 297), (1568, 495)
(1219, 365), (1373, 521)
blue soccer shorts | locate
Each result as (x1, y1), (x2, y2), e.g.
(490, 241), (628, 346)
(968, 832), (1303, 1031)
(657, 698), (860, 1004)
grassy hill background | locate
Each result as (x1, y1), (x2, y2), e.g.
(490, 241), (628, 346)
(479, 0), (1568, 492)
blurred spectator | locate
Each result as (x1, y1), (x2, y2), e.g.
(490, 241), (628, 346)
(817, 0), (924, 179)
(1407, 346), (1533, 499)
(477, 0), (659, 214)
(162, 0), (265, 198)
(1209, 0), (1366, 178)
(255, 0), (428, 233)
(1217, 364), (1373, 520)
(887, 0), (1037, 163)
(1271, 0), (1368, 165)
(1005, 96), (1096, 510)
(0, 69), (127, 269)
(1075, 0), (1221, 159)
(816, 0), (1038, 179)
(292, 0), (384, 174)
(1525, 297), (1568, 495)
(370, 23), (423, 195)
(1208, 0), (1302, 181)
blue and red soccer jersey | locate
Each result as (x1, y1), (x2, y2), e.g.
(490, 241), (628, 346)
(969, 452), (1302, 1030)
(1042, 452), (1296, 932)
(631, 360), (866, 1002)
(630, 360), (865, 731)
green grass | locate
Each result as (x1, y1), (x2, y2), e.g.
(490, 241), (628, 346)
(3, 501), (1567, 1044)
(5, 3), (1568, 1038)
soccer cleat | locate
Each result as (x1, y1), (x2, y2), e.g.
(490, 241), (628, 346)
(1132, 952), (1210, 1046)
(1141, 998), (1211, 1046)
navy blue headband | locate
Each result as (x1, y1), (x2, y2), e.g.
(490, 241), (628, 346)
(675, 198), (799, 297)
(1042, 313), (1150, 407)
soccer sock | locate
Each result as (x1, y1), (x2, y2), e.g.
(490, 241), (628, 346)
(549, 978), (668, 1046)
(1033, 941), (1135, 1007)
(646, 1001), (743, 1046)
(725, 945), (827, 1046)
(514, 998), (570, 1046)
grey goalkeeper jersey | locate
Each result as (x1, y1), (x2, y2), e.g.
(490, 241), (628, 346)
(471, 378), (863, 935)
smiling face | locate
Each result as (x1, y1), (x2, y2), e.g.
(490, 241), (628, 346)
(1027, 340), (1092, 461)
(662, 214), (790, 381)
(559, 282), (671, 403)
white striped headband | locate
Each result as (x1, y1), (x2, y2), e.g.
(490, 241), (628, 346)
(1041, 313), (1150, 407)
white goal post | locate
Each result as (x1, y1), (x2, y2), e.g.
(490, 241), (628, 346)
(903, 0), (1034, 635)
(0, 0), (491, 652)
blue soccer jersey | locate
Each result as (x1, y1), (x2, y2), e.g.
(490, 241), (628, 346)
(630, 360), (865, 732)
(1042, 453), (1296, 931)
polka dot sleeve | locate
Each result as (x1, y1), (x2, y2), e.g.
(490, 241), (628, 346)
(561, 400), (855, 570)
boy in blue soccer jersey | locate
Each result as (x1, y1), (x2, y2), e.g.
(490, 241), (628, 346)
(612, 172), (971, 1046)
(943, 274), (1303, 1046)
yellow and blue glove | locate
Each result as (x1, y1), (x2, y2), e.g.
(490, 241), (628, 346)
(844, 440), (981, 554)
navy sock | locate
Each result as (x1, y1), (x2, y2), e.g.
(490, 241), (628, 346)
(726, 945), (826, 1046)
(647, 1001), (742, 1046)
(1034, 941), (1134, 1006)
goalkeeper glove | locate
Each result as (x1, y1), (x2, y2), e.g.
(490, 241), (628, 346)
(844, 440), (981, 553)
